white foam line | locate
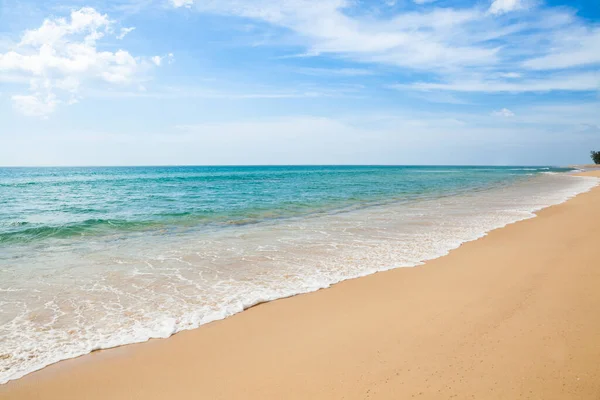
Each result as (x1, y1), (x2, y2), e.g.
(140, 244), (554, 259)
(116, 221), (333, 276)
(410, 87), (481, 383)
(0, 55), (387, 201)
(1, 175), (598, 385)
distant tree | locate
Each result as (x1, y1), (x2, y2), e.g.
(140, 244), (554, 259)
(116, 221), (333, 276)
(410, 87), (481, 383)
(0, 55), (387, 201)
(592, 151), (600, 164)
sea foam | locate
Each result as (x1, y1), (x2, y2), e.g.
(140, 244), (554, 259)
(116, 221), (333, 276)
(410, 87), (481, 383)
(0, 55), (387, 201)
(0, 171), (597, 384)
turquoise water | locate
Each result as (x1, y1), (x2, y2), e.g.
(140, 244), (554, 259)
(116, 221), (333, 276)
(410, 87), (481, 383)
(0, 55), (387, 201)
(0, 166), (597, 384)
(0, 166), (571, 243)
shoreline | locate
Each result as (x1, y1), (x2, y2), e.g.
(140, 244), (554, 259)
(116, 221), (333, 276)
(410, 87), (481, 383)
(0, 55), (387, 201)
(1, 170), (590, 385)
(3, 171), (600, 399)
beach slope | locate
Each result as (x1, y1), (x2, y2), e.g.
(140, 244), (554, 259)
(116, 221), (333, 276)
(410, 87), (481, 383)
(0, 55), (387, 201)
(3, 171), (600, 400)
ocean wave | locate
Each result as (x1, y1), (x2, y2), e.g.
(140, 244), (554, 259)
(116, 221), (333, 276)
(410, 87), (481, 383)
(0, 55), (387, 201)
(0, 219), (158, 243)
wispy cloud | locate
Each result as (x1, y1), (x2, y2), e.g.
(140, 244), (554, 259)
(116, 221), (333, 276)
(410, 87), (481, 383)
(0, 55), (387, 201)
(86, 84), (361, 100)
(492, 108), (515, 117)
(498, 72), (522, 79)
(170, 0), (194, 8)
(292, 67), (374, 76)
(407, 91), (471, 105)
(523, 27), (600, 70)
(413, 0), (438, 5)
(171, 0), (599, 95)
(398, 71), (600, 93)
(488, 0), (527, 15)
(183, 1), (496, 71)
(117, 26), (135, 39)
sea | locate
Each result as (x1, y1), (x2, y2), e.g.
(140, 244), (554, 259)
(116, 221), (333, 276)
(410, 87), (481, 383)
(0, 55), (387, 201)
(0, 166), (598, 383)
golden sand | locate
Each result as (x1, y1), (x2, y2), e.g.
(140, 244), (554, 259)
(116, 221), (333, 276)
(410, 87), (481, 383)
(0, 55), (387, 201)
(2, 171), (600, 400)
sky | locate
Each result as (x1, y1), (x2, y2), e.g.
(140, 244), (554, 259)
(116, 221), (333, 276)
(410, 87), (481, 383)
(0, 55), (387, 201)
(0, 0), (598, 166)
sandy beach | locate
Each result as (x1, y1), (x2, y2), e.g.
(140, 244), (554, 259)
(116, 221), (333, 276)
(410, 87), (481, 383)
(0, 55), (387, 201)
(2, 170), (600, 400)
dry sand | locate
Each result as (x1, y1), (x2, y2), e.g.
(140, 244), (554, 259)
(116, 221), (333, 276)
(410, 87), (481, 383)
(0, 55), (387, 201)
(2, 171), (600, 400)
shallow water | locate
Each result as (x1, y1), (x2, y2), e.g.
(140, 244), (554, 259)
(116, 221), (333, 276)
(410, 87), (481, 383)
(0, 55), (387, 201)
(0, 166), (597, 383)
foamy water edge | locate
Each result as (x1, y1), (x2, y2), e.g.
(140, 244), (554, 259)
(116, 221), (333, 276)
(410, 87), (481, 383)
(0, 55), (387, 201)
(2, 174), (598, 384)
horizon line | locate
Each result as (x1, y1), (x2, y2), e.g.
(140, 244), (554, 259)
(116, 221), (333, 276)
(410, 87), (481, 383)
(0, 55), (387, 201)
(0, 163), (569, 168)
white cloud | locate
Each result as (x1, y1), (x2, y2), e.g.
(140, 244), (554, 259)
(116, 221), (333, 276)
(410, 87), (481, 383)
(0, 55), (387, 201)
(488, 0), (524, 15)
(18, 8), (111, 48)
(399, 71), (600, 93)
(0, 8), (164, 117)
(171, 0), (194, 8)
(492, 108), (515, 117)
(117, 27), (136, 40)
(151, 53), (175, 67)
(498, 72), (521, 78)
(293, 67), (373, 76)
(413, 0), (438, 4)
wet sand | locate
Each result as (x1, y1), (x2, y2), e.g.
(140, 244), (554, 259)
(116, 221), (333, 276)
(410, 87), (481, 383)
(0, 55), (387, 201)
(3, 171), (600, 400)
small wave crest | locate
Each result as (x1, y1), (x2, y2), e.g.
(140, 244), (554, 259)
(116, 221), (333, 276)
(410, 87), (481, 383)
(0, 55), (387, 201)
(0, 219), (147, 243)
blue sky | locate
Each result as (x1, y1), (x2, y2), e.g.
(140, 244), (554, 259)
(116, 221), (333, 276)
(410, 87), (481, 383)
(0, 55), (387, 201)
(0, 0), (598, 166)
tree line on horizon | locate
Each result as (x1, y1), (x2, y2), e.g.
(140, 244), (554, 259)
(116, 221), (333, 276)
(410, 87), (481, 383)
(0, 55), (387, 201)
(591, 151), (600, 165)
